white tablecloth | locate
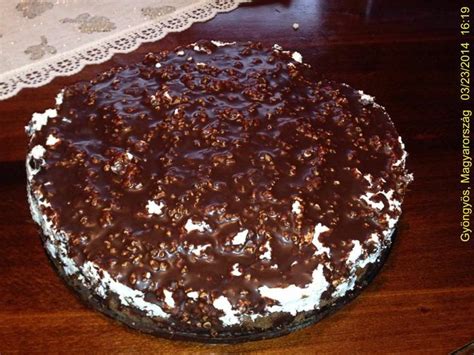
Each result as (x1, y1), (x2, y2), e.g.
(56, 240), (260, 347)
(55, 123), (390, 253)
(0, 0), (249, 100)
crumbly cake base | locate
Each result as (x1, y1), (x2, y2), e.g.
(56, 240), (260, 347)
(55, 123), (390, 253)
(40, 228), (395, 343)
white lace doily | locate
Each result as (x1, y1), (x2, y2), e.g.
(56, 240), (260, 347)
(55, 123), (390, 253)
(0, 0), (250, 101)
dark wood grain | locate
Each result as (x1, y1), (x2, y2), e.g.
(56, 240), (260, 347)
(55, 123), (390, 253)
(0, 0), (472, 353)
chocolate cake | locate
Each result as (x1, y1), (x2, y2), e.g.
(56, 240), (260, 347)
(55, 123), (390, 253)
(26, 40), (412, 342)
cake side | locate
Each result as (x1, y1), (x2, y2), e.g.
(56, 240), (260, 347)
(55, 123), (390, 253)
(36, 225), (397, 342)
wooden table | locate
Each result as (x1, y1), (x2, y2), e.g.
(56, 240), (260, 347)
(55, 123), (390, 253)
(0, 0), (472, 352)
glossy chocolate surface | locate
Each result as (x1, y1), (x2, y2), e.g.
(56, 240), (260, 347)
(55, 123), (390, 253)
(28, 41), (410, 329)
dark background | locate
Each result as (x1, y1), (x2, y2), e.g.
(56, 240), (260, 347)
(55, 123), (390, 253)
(0, 0), (472, 352)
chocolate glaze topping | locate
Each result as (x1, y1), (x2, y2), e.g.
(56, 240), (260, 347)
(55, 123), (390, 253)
(28, 41), (411, 331)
